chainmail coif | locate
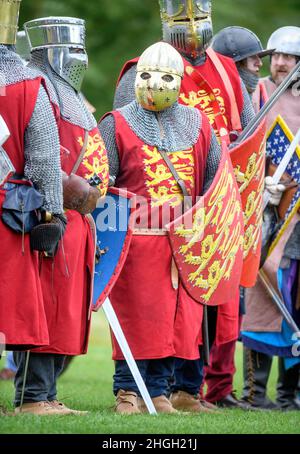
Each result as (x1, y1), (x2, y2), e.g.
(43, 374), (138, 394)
(120, 100), (201, 151)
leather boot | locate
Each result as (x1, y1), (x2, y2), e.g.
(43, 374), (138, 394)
(242, 347), (278, 409)
(138, 395), (178, 414)
(276, 359), (300, 411)
(169, 391), (216, 413)
(115, 389), (140, 415)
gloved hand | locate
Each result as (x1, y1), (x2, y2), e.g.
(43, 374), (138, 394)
(264, 176), (286, 206)
(30, 213), (67, 256)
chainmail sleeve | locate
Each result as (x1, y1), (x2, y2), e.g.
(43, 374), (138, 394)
(240, 78), (255, 129)
(113, 64), (137, 109)
(202, 127), (221, 194)
(24, 85), (63, 214)
(98, 115), (119, 185)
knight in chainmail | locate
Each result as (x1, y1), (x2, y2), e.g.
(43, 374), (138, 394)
(0, 1), (66, 416)
(98, 41), (228, 415)
(111, 0), (257, 413)
(10, 16), (109, 416)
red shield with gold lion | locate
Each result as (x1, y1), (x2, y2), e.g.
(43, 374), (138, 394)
(230, 120), (266, 288)
(167, 146), (244, 306)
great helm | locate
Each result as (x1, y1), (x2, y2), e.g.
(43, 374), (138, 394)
(212, 26), (273, 62)
(159, 0), (213, 59)
(24, 17), (88, 92)
(0, 0), (21, 45)
(135, 42), (184, 112)
(267, 26), (300, 58)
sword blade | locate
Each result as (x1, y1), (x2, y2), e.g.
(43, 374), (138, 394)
(102, 298), (157, 415)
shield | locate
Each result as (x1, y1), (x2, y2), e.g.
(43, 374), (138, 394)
(92, 187), (136, 311)
(230, 119), (266, 287)
(167, 145), (244, 306)
(265, 115), (300, 256)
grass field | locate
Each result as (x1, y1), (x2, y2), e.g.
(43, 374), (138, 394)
(0, 312), (299, 435)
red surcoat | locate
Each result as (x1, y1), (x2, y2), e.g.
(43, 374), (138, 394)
(35, 111), (109, 355)
(109, 110), (212, 360)
(0, 78), (49, 349)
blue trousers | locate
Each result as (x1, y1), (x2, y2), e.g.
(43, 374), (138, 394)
(114, 357), (174, 398)
(171, 357), (204, 395)
(13, 352), (65, 407)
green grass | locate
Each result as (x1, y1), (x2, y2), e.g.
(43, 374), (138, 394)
(0, 312), (299, 434)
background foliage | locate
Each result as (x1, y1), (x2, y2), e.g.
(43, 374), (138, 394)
(19, 0), (300, 118)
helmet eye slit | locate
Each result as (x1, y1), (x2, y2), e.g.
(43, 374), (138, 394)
(140, 72), (151, 80)
(162, 74), (174, 82)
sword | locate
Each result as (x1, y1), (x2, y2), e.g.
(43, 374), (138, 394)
(102, 298), (157, 415)
(263, 128), (300, 210)
(258, 268), (300, 334)
(0, 115), (15, 185)
(235, 60), (300, 145)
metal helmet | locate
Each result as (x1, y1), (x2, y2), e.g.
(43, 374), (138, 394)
(0, 0), (21, 45)
(24, 17), (88, 92)
(212, 26), (272, 62)
(135, 42), (184, 112)
(159, 0), (213, 59)
(267, 26), (300, 57)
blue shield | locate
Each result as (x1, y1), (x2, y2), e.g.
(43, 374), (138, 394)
(92, 187), (136, 311)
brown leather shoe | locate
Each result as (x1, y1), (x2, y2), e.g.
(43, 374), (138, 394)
(115, 389), (141, 415)
(0, 368), (16, 381)
(14, 401), (73, 416)
(48, 400), (88, 415)
(170, 391), (215, 413)
(138, 395), (178, 414)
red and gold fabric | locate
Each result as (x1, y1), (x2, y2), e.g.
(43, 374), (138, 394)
(0, 77), (49, 349)
(230, 120), (267, 288)
(109, 109), (211, 360)
(36, 117), (109, 355)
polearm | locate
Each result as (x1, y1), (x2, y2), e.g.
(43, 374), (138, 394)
(259, 269), (300, 334)
(102, 298), (157, 415)
(235, 60), (300, 145)
(262, 128), (300, 210)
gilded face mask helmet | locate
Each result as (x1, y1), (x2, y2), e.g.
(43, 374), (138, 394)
(24, 17), (88, 92)
(0, 0), (21, 45)
(135, 42), (184, 112)
(159, 0), (213, 59)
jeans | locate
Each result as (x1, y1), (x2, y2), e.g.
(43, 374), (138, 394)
(14, 352), (66, 407)
(113, 357), (174, 398)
